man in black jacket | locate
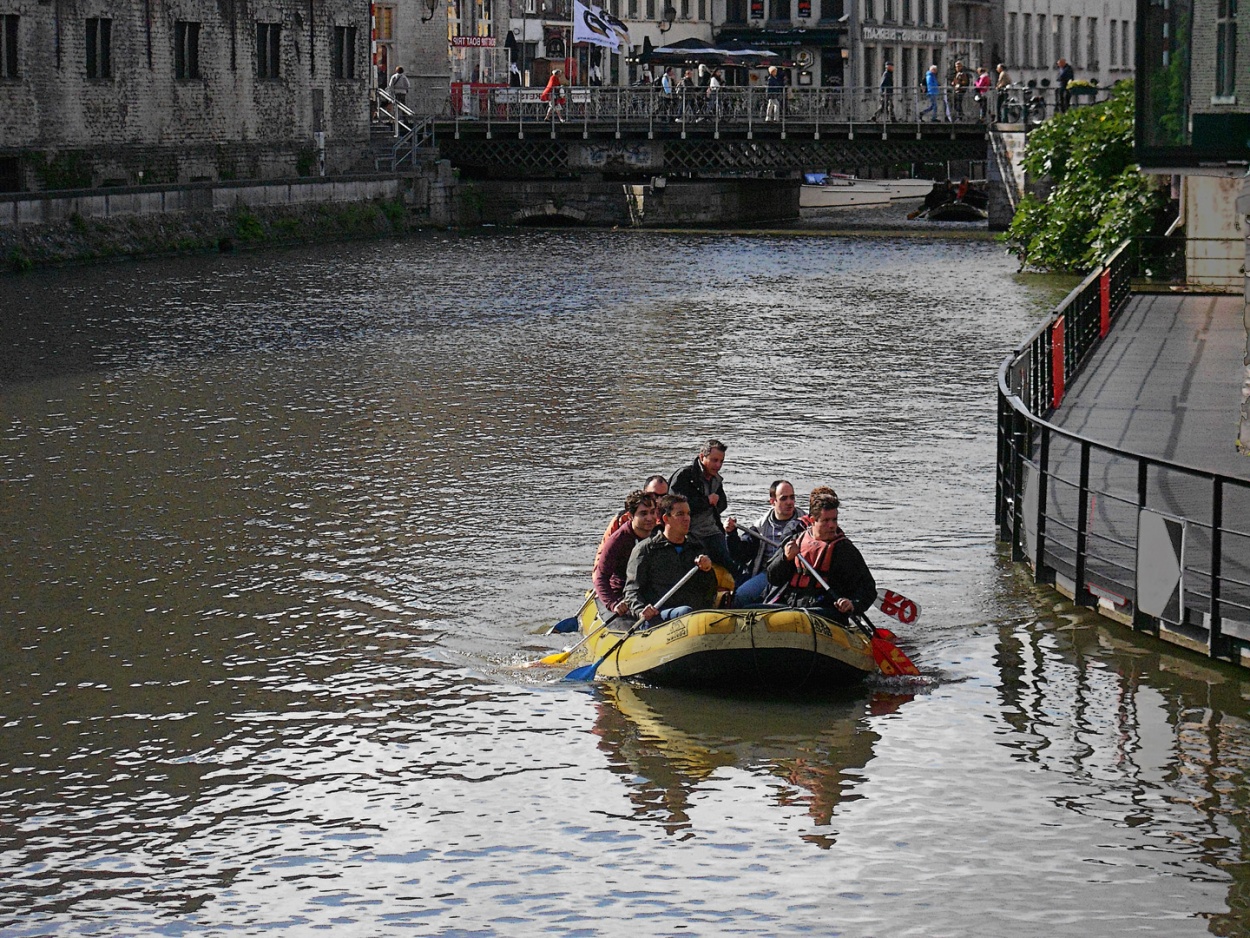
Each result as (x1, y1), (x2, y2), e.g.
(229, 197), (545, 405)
(624, 494), (717, 624)
(765, 492), (875, 619)
(668, 439), (735, 570)
(870, 62), (895, 121)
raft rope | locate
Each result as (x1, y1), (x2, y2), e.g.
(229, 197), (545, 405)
(750, 610), (819, 691)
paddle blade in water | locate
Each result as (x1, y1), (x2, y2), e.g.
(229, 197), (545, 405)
(563, 662), (599, 682)
(871, 633), (921, 676)
(527, 649), (572, 668)
(548, 616), (580, 634)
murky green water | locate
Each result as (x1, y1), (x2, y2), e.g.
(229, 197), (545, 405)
(2, 231), (1249, 937)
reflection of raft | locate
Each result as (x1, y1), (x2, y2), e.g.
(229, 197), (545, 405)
(565, 600), (878, 691)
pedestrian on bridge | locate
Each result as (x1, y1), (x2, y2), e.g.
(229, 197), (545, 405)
(870, 61), (895, 121)
(920, 64), (941, 121)
(706, 69), (723, 120)
(974, 67), (991, 121)
(661, 67), (676, 119)
(765, 65), (785, 122)
(1055, 57), (1074, 112)
(994, 63), (1011, 121)
(541, 67), (568, 122)
(949, 61), (970, 120)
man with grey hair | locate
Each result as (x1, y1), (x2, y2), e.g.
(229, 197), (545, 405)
(668, 439), (735, 570)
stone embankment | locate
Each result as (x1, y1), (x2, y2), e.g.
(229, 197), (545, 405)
(2, 166), (458, 272)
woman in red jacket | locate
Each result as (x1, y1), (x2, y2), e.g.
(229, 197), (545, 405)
(540, 67), (567, 122)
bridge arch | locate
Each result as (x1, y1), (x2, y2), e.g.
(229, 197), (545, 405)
(511, 202), (590, 226)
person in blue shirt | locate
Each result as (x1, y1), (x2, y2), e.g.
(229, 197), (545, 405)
(919, 64), (941, 121)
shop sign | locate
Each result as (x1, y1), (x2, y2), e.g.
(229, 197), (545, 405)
(861, 26), (945, 43)
(451, 36), (497, 46)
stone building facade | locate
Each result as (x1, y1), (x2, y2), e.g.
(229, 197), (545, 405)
(0, 0), (374, 191)
(999, 0), (1136, 92)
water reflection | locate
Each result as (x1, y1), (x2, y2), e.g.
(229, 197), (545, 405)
(993, 588), (1250, 933)
(591, 685), (911, 847)
(2, 232), (1247, 935)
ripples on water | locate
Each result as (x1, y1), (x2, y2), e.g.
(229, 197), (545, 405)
(2, 231), (1250, 936)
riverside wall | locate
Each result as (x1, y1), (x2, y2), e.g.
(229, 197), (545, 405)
(0, 164), (457, 271)
(2, 167), (800, 271)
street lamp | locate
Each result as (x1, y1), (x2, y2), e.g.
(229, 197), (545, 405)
(421, 0), (437, 24)
(659, 6), (676, 31)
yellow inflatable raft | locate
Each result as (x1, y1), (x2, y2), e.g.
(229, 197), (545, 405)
(563, 597), (878, 690)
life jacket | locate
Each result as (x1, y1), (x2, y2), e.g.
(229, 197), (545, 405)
(789, 529), (846, 590)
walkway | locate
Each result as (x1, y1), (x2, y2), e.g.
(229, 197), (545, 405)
(1036, 292), (1250, 639)
(1053, 292), (1249, 481)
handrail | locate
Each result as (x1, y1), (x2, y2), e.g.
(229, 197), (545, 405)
(422, 84), (1087, 128)
(995, 237), (1250, 665)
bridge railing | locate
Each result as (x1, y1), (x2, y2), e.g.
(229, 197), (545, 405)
(996, 239), (1250, 663)
(431, 85), (1015, 130)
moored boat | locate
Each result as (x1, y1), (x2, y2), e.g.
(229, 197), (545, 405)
(800, 173), (890, 208)
(563, 597), (878, 691)
(876, 177), (937, 200)
(801, 173), (934, 208)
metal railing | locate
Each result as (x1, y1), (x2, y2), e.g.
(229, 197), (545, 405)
(427, 84), (1062, 133)
(374, 89), (436, 170)
(996, 240), (1250, 662)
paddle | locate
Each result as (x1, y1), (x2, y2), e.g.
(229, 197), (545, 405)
(563, 565), (703, 682)
(524, 611), (623, 668)
(546, 594), (594, 634)
(741, 525), (922, 624)
(744, 525), (920, 676)
(791, 551), (921, 677)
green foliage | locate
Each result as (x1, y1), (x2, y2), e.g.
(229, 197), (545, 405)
(295, 147), (317, 178)
(1151, 18), (1189, 146)
(7, 247), (34, 272)
(379, 198), (407, 229)
(1007, 81), (1166, 273)
(234, 210), (266, 242)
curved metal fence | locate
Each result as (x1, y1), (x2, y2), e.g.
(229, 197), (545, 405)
(996, 242), (1250, 664)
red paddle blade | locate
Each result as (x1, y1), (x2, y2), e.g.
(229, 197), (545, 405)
(871, 634), (921, 677)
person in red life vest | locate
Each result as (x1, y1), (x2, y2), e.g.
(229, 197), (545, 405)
(764, 492), (876, 617)
(592, 491), (659, 618)
(799, 484), (838, 525)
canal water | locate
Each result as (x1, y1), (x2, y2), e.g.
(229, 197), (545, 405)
(2, 231), (1250, 937)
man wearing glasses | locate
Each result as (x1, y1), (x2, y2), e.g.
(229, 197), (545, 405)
(732, 480), (806, 605)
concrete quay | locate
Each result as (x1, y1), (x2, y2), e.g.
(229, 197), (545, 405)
(1035, 290), (1250, 664)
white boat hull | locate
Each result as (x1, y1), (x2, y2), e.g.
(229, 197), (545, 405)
(877, 178), (936, 200)
(800, 184), (891, 208)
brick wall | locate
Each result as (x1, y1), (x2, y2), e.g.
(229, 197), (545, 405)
(0, 0), (372, 189)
